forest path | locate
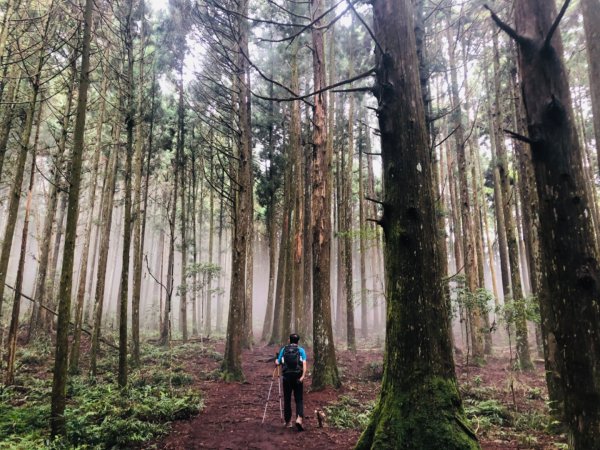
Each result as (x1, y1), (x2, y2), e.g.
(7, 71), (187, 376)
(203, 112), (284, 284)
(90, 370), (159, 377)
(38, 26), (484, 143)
(157, 343), (363, 449)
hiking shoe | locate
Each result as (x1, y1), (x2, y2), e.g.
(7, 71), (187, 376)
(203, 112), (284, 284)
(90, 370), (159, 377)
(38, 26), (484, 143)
(295, 416), (304, 431)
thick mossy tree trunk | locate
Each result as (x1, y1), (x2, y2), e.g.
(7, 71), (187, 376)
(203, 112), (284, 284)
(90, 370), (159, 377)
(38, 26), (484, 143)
(489, 0), (600, 446)
(309, 0), (340, 391)
(355, 0), (480, 448)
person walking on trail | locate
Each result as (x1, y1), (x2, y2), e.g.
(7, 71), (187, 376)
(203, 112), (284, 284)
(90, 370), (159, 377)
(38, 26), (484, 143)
(276, 333), (307, 431)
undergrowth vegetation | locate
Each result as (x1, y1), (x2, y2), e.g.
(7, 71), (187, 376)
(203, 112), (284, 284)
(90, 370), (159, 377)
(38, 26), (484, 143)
(324, 395), (375, 429)
(460, 377), (566, 448)
(0, 341), (206, 449)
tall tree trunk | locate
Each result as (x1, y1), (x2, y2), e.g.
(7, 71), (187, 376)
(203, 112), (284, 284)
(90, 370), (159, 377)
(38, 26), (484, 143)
(344, 54), (356, 351)
(241, 3), (254, 349)
(69, 69), (108, 373)
(485, 66), (512, 317)
(358, 120), (368, 339)
(180, 119), (188, 343)
(206, 176), (214, 334)
(5, 101), (43, 385)
(191, 148), (199, 336)
(280, 145), (293, 341)
(261, 78), (277, 342)
(28, 56), (77, 340)
(461, 36), (493, 355)
(492, 32), (533, 370)
(50, 0), (93, 436)
(0, 18), (47, 327)
(131, 0), (147, 367)
(90, 123), (120, 376)
(261, 208), (277, 342)
(159, 79), (182, 346)
(216, 187), (225, 333)
(222, 0), (253, 378)
(510, 66), (545, 359)
(356, 1), (478, 447)
(290, 37), (304, 338)
(488, 0), (600, 445)
(445, 19), (484, 359)
(303, 102), (313, 337)
(309, 0), (340, 390)
(118, 2), (136, 388)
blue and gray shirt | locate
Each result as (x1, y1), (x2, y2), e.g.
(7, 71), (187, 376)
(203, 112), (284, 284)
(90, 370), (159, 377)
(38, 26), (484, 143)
(276, 344), (307, 365)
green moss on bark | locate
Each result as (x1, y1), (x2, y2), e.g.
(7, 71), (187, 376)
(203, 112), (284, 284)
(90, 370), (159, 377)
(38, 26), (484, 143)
(356, 377), (480, 450)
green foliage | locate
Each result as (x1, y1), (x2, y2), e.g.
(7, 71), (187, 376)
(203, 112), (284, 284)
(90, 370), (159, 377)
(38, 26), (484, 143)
(512, 410), (552, 432)
(0, 344), (204, 450)
(324, 396), (375, 429)
(450, 275), (494, 320)
(497, 295), (541, 326)
(526, 387), (544, 400)
(463, 399), (510, 427)
(460, 384), (498, 402)
(65, 376), (201, 448)
(178, 262), (222, 296)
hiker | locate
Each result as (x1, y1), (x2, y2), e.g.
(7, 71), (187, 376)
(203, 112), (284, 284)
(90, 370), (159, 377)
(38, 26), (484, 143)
(276, 333), (307, 431)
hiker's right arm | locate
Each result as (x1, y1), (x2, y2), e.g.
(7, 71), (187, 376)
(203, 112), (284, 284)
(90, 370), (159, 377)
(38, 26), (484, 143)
(300, 360), (307, 383)
(275, 347), (284, 365)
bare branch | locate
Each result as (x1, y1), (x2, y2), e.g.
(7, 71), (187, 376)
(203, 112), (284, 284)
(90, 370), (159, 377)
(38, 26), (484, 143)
(483, 4), (527, 45)
(504, 128), (536, 145)
(543, 0), (571, 51)
(345, 0), (384, 55)
(253, 67), (376, 103)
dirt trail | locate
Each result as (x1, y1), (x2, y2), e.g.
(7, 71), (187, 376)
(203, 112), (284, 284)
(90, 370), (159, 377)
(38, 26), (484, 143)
(157, 344), (364, 450)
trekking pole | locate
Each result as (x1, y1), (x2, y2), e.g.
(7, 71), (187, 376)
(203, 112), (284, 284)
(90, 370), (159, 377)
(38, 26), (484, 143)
(277, 365), (283, 421)
(262, 367), (278, 424)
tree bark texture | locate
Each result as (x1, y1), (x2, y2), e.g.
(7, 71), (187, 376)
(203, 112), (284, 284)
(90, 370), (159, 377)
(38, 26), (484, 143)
(310, 0), (340, 391)
(356, 1), (479, 448)
(502, 0), (600, 446)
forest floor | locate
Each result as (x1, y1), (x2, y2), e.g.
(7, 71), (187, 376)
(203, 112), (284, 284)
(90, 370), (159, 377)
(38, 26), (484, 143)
(0, 334), (567, 449)
(154, 340), (568, 450)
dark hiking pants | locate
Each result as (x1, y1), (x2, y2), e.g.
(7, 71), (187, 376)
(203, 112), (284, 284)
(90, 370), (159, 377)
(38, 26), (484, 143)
(283, 374), (303, 422)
